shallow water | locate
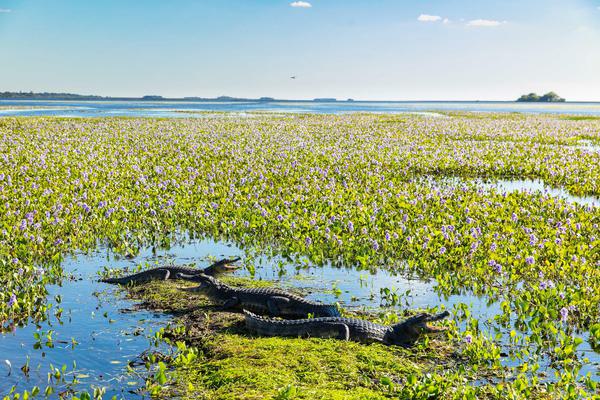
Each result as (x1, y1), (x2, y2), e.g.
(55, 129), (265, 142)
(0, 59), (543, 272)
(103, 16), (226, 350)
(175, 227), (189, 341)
(0, 256), (166, 397)
(481, 178), (599, 207)
(2, 100), (600, 117)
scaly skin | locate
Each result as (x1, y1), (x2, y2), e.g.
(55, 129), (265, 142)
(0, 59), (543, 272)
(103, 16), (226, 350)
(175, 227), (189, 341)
(244, 310), (450, 345)
(179, 274), (340, 318)
(101, 257), (240, 285)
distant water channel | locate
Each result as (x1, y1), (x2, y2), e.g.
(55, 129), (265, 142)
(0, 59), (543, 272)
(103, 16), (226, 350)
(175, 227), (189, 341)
(2, 100), (600, 117)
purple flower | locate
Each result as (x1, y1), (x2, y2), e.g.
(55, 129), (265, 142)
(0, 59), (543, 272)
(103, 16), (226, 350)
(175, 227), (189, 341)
(560, 307), (568, 322)
(8, 293), (17, 308)
(372, 240), (379, 251)
(439, 246), (446, 255)
(525, 256), (535, 265)
(347, 221), (354, 232)
(305, 237), (312, 246)
(464, 334), (473, 344)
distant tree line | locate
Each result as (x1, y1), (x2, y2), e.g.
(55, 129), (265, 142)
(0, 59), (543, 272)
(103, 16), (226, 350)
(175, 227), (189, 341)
(0, 91), (105, 100)
(517, 92), (565, 102)
(0, 91), (277, 102)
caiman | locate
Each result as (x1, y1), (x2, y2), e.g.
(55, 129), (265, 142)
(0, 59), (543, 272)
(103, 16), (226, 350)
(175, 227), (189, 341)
(101, 257), (240, 285)
(178, 273), (341, 318)
(244, 309), (449, 346)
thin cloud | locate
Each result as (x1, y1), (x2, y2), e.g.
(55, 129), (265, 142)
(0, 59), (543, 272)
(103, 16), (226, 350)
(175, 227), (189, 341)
(467, 19), (505, 27)
(290, 1), (312, 8)
(417, 14), (442, 22)
(0, 8), (12, 13)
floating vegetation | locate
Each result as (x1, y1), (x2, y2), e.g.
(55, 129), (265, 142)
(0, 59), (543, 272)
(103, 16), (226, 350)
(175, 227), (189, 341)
(1, 113), (600, 398)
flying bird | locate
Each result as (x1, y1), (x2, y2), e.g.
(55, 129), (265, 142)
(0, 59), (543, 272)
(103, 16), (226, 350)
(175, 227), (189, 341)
(290, 76), (297, 79)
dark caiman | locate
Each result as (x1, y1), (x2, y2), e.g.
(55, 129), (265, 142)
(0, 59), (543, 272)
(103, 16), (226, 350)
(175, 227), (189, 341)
(178, 273), (341, 318)
(244, 309), (449, 345)
(101, 257), (240, 285)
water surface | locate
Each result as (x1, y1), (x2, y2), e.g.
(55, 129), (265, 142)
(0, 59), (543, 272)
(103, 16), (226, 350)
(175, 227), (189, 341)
(2, 100), (600, 117)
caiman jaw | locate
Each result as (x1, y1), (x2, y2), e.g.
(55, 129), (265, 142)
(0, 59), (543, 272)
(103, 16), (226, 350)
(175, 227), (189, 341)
(419, 311), (450, 335)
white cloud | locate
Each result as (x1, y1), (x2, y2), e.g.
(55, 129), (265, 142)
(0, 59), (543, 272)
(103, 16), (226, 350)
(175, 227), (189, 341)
(290, 1), (312, 8)
(467, 19), (505, 27)
(417, 14), (442, 22)
(0, 8), (12, 13)
(443, 18), (450, 24)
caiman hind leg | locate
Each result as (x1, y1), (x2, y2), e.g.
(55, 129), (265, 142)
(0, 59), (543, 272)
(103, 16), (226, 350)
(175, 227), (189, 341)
(266, 296), (291, 317)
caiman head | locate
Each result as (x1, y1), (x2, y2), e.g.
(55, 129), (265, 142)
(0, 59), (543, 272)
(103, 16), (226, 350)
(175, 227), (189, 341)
(202, 257), (241, 275)
(178, 273), (226, 294)
(384, 311), (449, 346)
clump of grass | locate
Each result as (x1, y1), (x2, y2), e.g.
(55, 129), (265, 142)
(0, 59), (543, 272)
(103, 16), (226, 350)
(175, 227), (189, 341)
(121, 278), (567, 400)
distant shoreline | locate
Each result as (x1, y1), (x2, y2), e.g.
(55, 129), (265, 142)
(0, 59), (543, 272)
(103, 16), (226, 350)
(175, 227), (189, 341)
(1, 91), (599, 103)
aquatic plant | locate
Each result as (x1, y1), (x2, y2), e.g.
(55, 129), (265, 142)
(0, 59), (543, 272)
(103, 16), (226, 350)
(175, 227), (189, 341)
(1, 113), (599, 397)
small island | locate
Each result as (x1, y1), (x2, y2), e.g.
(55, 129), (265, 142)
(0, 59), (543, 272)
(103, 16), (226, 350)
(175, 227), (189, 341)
(517, 91), (565, 102)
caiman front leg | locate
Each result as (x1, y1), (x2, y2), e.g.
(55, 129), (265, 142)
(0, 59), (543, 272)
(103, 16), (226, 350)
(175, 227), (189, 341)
(298, 322), (350, 341)
(219, 297), (240, 310)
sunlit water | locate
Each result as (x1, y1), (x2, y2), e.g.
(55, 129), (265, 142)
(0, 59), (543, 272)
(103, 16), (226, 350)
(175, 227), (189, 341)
(2, 100), (600, 117)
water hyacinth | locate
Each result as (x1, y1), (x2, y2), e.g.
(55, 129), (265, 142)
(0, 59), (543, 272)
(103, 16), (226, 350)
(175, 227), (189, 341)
(7, 293), (17, 308)
(0, 113), (598, 395)
(560, 307), (569, 322)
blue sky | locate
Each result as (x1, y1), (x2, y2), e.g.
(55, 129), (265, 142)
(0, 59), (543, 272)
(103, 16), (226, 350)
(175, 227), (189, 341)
(1, 0), (599, 100)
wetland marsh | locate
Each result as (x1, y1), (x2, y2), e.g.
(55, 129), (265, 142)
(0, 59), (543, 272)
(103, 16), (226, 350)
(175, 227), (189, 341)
(1, 112), (600, 399)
